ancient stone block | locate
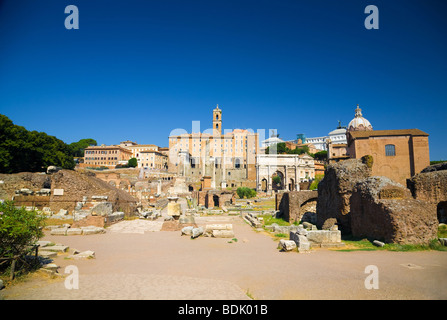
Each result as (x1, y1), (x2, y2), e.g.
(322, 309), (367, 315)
(50, 228), (68, 236)
(212, 230), (235, 238)
(191, 227), (204, 238)
(90, 202), (113, 216)
(289, 231), (310, 252)
(279, 239), (296, 251)
(181, 226), (194, 236)
(66, 228), (83, 235)
(306, 230), (341, 244)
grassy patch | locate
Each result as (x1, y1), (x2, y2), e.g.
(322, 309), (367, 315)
(43, 217), (73, 226)
(259, 214), (290, 227)
(335, 231), (447, 252)
(274, 233), (288, 238)
(438, 224), (447, 238)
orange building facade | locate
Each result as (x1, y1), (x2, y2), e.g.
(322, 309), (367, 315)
(347, 129), (430, 185)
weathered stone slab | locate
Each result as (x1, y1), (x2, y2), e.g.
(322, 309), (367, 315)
(306, 230), (341, 244)
(37, 240), (54, 247)
(181, 226), (194, 236)
(90, 202), (113, 216)
(212, 230), (235, 238)
(67, 250), (95, 260)
(67, 228), (83, 235)
(289, 231), (311, 252)
(81, 226), (105, 235)
(43, 245), (69, 253)
(38, 251), (58, 258)
(205, 224), (233, 231)
(279, 239), (296, 251)
(191, 227), (204, 238)
(50, 228), (68, 236)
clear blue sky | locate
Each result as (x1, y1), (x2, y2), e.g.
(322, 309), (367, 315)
(0, 0), (446, 160)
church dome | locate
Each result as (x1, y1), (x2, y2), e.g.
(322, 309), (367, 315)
(348, 105), (373, 132)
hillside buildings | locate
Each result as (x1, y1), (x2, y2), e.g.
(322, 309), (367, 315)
(83, 145), (133, 168)
(83, 141), (168, 170)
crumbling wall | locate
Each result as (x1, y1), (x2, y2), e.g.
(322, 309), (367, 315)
(50, 170), (138, 214)
(407, 163), (447, 224)
(350, 177), (438, 244)
(316, 157), (372, 233)
(0, 172), (51, 200)
(0, 170), (138, 215)
(407, 165), (447, 204)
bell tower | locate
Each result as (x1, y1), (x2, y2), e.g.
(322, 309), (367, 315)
(213, 104), (222, 136)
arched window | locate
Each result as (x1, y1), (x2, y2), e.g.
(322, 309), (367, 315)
(385, 144), (396, 156)
(235, 158), (241, 169)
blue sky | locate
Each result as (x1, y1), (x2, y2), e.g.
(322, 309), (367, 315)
(0, 0), (446, 160)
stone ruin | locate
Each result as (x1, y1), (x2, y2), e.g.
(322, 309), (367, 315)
(275, 190), (318, 224)
(0, 169), (139, 230)
(316, 157), (445, 245)
(350, 176), (437, 244)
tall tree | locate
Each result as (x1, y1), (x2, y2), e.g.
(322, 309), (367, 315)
(0, 114), (75, 173)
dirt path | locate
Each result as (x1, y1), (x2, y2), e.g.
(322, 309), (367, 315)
(1, 214), (447, 300)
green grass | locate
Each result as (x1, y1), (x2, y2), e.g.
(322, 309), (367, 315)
(274, 233), (288, 238)
(438, 224), (447, 238)
(336, 230), (447, 252)
(259, 214), (290, 227)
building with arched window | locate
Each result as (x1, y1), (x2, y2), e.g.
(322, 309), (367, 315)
(347, 129), (430, 185)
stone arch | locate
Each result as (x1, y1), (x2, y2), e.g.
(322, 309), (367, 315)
(272, 170), (284, 191)
(299, 197), (318, 224)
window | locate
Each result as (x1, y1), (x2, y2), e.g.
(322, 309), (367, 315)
(385, 144), (396, 156)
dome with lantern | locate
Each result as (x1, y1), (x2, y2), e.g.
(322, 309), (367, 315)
(348, 104), (373, 132)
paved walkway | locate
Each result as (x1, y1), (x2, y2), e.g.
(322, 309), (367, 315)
(1, 212), (447, 300)
(107, 220), (165, 234)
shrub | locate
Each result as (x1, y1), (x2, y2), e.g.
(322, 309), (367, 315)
(0, 201), (46, 271)
(236, 187), (256, 199)
(128, 158), (138, 168)
(309, 174), (324, 190)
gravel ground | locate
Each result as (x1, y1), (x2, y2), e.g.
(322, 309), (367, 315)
(1, 215), (446, 300)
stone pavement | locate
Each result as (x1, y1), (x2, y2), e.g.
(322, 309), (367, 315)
(107, 220), (164, 234)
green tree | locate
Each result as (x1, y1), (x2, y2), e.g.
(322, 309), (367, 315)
(128, 158), (138, 168)
(272, 176), (281, 185)
(0, 114), (75, 173)
(313, 150), (328, 161)
(69, 138), (97, 157)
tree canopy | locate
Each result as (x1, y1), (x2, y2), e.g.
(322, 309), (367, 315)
(69, 138), (97, 157)
(266, 142), (310, 155)
(0, 114), (76, 173)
